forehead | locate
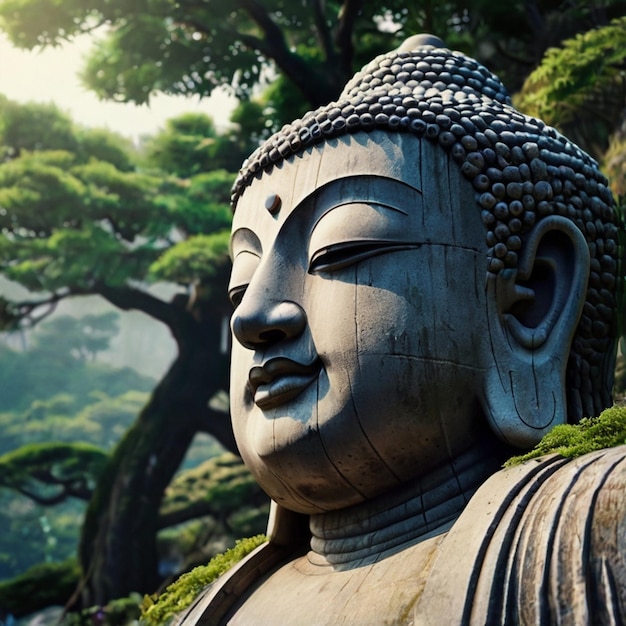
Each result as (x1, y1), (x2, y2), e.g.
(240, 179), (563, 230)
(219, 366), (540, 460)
(233, 132), (420, 229)
(232, 130), (484, 249)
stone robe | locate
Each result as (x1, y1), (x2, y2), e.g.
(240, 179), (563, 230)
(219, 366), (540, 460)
(176, 445), (626, 625)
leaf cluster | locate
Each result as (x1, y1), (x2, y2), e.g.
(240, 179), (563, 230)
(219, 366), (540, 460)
(149, 230), (230, 288)
(0, 441), (108, 505)
(160, 452), (266, 528)
(5, 0), (622, 118)
(0, 101), (173, 294)
(0, 0), (394, 108)
(516, 17), (626, 157)
(0, 557), (80, 618)
(0, 99), (244, 321)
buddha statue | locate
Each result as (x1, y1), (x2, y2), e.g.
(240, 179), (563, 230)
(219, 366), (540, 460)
(177, 35), (625, 625)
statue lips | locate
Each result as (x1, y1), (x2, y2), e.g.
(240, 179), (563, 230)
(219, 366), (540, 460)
(248, 357), (321, 410)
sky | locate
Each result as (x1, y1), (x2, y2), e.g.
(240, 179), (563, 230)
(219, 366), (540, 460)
(0, 32), (239, 140)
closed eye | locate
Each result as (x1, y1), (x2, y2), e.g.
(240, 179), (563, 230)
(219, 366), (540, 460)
(228, 285), (248, 308)
(308, 241), (421, 273)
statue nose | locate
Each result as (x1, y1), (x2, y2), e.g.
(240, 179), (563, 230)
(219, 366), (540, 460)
(231, 300), (307, 350)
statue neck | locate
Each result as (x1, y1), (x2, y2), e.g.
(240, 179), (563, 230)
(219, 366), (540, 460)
(308, 436), (505, 569)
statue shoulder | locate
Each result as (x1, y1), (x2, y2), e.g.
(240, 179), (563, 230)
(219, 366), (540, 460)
(414, 445), (626, 625)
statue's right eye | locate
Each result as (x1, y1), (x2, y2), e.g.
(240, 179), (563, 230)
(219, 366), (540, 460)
(307, 201), (415, 274)
(309, 241), (420, 274)
(228, 285), (248, 308)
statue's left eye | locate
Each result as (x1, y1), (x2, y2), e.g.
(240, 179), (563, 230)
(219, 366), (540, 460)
(308, 241), (421, 273)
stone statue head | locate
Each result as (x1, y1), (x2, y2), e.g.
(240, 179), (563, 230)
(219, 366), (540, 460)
(228, 35), (621, 516)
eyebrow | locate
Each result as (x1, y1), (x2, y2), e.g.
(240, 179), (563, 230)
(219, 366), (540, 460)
(295, 175), (423, 218)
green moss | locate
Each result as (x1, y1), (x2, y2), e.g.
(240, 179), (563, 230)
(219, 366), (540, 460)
(505, 405), (626, 467)
(140, 534), (266, 626)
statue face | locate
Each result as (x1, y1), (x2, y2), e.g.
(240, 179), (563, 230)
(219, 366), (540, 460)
(229, 131), (492, 514)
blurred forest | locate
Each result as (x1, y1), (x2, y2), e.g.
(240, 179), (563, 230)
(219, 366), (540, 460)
(0, 0), (625, 623)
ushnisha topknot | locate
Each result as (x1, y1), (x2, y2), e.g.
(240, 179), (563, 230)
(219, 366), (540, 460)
(231, 35), (621, 424)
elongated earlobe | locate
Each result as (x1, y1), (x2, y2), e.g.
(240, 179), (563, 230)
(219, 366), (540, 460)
(483, 217), (590, 448)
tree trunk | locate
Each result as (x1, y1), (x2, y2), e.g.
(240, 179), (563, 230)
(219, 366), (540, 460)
(76, 300), (232, 607)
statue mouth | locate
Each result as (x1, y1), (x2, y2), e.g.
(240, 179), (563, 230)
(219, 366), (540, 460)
(248, 357), (321, 410)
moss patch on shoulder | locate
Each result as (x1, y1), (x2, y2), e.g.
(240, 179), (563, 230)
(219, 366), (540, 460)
(140, 534), (266, 626)
(504, 404), (626, 467)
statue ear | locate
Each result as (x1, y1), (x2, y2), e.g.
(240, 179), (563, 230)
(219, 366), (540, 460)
(483, 216), (590, 448)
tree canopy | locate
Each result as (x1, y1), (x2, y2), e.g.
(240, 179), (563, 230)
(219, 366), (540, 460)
(1, 0), (626, 619)
(0, 97), (237, 352)
(4, 0), (624, 127)
(0, 97), (262, 605)
(516, 15), (626, 159)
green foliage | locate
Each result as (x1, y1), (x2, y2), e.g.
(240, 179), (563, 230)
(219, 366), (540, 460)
(261, 73), (313, 130)
(0, 97), (236, 318)
(0, 389), (149, 580)
(0, 108), (173, 293)
(32, 312), (119, 362)
(0, 320), (154, 416)
(160, 453), (267, 528)
(0, 492), (84, 580)
(140, 535), (266, 626)
(0, 442), (108, 504)
(158, 170), (234, 238)
(0, 390), (151, 456)
(516, 17), (626, 157)
(164, 454), (258, 511)
(155, 454), (268, 589)
(0, 310), (155, 581)
(149, 230), (230, 287)
(3, 0), (619, 117)
(613, 346), (626, 396)
(0, 99), (78, 158)
(604, 135), (626, 197)
(75, 127), (135, 172)
(64, 594), (143, 626)
(143, 109), (265, 178)
(0, 557), (80, 617)
(228, 100), (270, 147)
(143, 113), (218, 178)
(505, 405), (626, 467)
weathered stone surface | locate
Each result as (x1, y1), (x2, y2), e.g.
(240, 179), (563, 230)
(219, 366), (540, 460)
(177, 34), (623, 625)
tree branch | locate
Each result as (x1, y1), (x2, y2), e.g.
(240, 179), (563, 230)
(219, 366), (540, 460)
(196, 405), (238, 455)
(335, 0), (363, 77)
(31, 470), (93, 500)
(235, 0), (338, 105)
(311, 0), (336, 64)
(3, 291), (68, 329)
(157, 483), (267, 530)
(15, 485), (70, 506)
(157, 501), (216, 530)
(238, 0), (290, 51)
(94, 283), (190, 337)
